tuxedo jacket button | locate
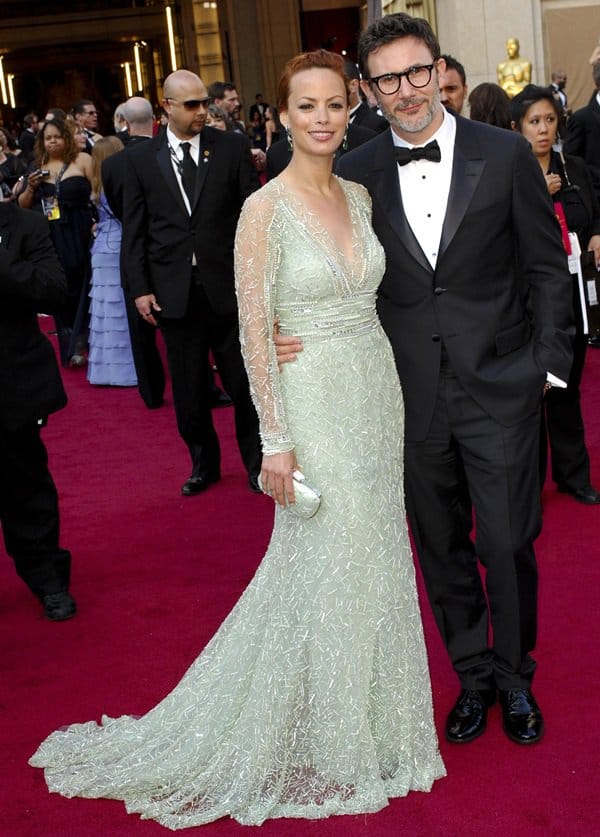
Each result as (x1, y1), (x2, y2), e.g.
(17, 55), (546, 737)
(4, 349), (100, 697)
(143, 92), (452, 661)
(431, 334), (441, 342)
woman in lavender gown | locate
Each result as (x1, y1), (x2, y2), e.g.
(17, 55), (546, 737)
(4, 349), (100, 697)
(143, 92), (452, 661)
(87, 137), (137, 386)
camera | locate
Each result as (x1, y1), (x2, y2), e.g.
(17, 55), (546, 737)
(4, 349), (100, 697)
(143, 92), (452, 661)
(39, 170), (50, 177)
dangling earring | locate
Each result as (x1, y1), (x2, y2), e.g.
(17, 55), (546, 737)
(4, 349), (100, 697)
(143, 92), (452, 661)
(342, 124), (348, 152)
(286, 126), (293, 151)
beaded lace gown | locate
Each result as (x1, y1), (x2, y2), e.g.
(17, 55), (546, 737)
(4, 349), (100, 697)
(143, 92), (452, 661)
(29, 177), (445, 828)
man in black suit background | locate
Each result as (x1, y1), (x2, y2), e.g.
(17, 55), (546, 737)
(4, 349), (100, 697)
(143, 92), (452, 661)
(102, 96), (166, 409)
(122, 70), (262, 496)
(18, 112), (39, 163)
(564, 61), (600, 202)
(343, 60), (388, 133)
(249, 93), (269, 124)
(438, 54), (468, 115)
(0, 201), (75, 620)
(280, 15), (574, 745)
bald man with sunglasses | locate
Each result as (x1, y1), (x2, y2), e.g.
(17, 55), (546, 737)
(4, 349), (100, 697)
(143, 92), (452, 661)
(121, 70), (262, 497)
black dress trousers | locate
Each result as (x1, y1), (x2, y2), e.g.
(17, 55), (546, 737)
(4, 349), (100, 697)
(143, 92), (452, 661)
(404, 357), (542, 691)
(159, 280), (261, 480)
(0, 422), (71, 598)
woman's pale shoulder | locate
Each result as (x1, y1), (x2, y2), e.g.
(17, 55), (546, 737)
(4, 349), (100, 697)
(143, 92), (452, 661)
(242, 179), (283, 215)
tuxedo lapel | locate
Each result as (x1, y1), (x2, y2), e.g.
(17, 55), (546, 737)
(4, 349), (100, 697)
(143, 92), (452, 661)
(156, 139), (188, 215)
(191, 129), (214, 211)
(438, 119), (486, 261)
(370, 132), (433, 274)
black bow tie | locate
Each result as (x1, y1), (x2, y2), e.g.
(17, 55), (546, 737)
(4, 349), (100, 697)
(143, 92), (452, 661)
(395, 140), (441, 166)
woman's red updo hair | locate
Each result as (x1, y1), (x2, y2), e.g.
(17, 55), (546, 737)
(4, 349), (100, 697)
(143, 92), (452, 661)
(277, 49), (351, 111)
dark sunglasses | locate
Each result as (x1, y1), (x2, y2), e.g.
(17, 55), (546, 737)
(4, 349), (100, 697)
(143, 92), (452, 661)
(165, 97), (213, 111)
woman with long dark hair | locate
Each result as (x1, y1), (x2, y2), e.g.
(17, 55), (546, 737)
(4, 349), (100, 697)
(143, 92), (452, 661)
(17, 117), (94, 367)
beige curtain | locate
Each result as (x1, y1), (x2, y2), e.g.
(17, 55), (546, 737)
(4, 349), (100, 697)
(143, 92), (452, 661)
(381, 0), (437, 30)
(544, 6), (600, 112)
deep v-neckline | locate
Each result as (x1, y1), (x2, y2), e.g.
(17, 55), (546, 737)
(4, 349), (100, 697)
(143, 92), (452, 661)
(278, 177), (358, 272)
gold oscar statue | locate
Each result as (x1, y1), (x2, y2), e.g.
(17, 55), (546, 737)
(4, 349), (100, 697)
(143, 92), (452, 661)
(497, 37), (532, 98)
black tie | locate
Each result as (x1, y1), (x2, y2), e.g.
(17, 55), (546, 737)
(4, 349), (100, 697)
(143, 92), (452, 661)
(395, 140), (441, 166)
(180, 141), (197, 207)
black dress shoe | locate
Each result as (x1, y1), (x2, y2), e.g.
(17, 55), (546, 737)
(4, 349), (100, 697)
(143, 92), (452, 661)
(588, 335), (600, 348)
(181, 474), (220, 496)
(499, 688), (544, 744)
(446, 688), (496, 743)
(248, 473), (262, 494)
(42, 591), (76, 621)
(557, 484), (600, 504)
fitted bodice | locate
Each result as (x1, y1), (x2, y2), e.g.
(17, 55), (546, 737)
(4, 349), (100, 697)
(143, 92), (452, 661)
(39, 174), (91, 208)
(235, 176), (386, 456)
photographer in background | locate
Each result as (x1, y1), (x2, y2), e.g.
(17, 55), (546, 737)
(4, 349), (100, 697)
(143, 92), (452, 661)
(0, 200), (76, 621)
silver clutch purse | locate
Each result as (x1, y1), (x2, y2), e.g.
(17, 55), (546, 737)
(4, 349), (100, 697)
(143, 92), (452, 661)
(258, 469), (321, 518)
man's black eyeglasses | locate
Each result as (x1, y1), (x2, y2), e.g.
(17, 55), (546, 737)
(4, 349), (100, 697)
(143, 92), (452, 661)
(369, 64), (435, 95)
(165, 97), (213, 111)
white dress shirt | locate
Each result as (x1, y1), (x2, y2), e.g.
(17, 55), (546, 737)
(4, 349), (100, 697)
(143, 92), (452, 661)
(166, 127), (200, 215)
(391, 108), (456, 269)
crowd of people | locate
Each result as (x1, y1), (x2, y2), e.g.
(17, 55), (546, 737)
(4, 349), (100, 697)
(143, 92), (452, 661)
(1, 9), (599, 831)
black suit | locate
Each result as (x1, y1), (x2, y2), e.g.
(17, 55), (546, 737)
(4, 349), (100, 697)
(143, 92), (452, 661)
(122, 126), (262, 481)
(18, 128), (36, 163)
(564, 92), (600, 201)
(266, 123), (376, 180)
(102, 136), (166, 408)
(338, 118), (574, 690)
(249, 102), (268, 123)
(350, 100), (388, 134)
(0, 202), (72, 599)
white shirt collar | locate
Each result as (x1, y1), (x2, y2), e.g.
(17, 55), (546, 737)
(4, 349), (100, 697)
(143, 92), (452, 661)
(166, 127), (201, 154)
(349, 101), (362, 119)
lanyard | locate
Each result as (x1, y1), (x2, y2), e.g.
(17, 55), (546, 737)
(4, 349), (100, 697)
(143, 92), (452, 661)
(53, 162), (69, 203)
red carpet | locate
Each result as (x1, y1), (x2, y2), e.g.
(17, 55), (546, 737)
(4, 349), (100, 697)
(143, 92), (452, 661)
(1, 331), (599, 836)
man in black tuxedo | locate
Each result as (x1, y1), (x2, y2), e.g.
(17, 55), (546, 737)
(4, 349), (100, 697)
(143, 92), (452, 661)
(0, 201), (75, 620)
(564, 61), (600, 202)
(343, 60), (388, 133)
(281, 15), (574, 744)
(102, 96), (166, 409)
(18, 112), (39, 163)
(122, 70), (262, 496)
(550, 69), (569, 116)
(249, 93), (269, 124)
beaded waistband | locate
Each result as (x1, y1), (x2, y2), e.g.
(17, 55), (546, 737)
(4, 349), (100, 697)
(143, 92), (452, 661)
(276, 295), (378, 342)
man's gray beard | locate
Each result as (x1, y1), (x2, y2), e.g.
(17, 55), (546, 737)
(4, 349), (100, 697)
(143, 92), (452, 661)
(380, 86), (441, 134)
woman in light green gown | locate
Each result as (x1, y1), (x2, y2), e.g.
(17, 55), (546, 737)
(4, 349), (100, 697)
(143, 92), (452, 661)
(29, 50), (444, 829)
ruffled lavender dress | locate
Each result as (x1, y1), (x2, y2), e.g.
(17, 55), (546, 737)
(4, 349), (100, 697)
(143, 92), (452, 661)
(87, 193), (137, 386)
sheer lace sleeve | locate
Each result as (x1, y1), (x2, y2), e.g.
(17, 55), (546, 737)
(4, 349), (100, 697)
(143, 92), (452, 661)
(235, 187), (294, 456)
